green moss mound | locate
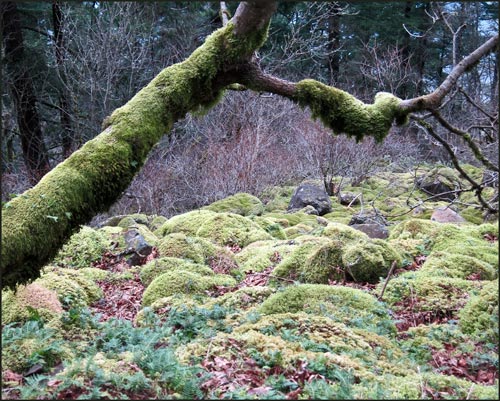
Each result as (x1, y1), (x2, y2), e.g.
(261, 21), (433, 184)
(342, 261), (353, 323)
(157, 233), (227, 264)
(459, 279), (498, 343)
(250, 216), (287, 239)
(142, 270), (236, 307)
(1, 283), (64, 325)
(378, 271), (483, 313)
(259, 284), (396, 335)
(53, 226), (109, 269)
(140, 256), (214, 286)
(195, 212), (273, 247)
(211, 286), (276, 310)
(420, 251), (497, 280)
(341, 239), (402, 283)
(203, 192), (264, 216)
(155, 209), (218, 237)
(321, 222), (369, 242)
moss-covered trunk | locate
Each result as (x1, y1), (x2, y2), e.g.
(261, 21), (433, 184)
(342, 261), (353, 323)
(1, 6), (272, 287)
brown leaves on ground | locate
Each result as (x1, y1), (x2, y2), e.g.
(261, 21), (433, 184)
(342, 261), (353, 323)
(430, 343), (498, 385)
(91, 273), (145, 322)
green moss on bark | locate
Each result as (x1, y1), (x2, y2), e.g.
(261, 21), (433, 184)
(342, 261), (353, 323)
(295, 80), (407, 142)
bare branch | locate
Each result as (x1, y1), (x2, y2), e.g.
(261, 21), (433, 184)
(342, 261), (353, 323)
(400, 34), (499, 112)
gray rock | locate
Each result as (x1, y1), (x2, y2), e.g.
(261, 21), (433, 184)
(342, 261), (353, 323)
(350, 223), (389, 239)
(124, 228), (153, 266)
(288, 182), (332, 216)
(430, 207), (466, 223)
(349, 211), (387, 226)
(338, 192), (361, 206)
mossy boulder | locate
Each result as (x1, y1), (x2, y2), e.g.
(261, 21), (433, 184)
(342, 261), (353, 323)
(142, 270), (236, 307)
(53, 226), (109, 269)
(2, 283), (63, 325)
(154, 209), (218, 237)
(149, 215), (168, 231)
(157, 233), (230, 264)
(203, 192), (264, 216)
(321, 222), (369, 242)
(283, 223), (314, 238)
(260, 185), (295, 212)
(341, 239), (402, 283)
(259, 284), (396, 335)
(139, 256), (214, 286)
(417, 167), (463, 201)
(35, 267), (103, 308)
(195, 212), (273, 247)
(459, 279), (498, 343)
(250, 216), (287, 239)
(420, 251), (497, 280)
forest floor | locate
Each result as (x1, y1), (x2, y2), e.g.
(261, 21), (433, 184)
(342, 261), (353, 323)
(2, 164), (498, 400)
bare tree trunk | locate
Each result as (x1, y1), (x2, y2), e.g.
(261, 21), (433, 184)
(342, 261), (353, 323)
(52, 0), (74, 158)
(1, 1), (51, 184)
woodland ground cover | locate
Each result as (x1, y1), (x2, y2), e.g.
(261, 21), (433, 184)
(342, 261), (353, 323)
(2, 165), (498, 400)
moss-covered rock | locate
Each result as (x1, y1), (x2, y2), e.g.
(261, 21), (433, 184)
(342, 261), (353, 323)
(142, 270), (236, 307)
(283, 223), (314, 238)
(203, 192), (264, 216)
(1, 283), (63, 325)
(420, 251), (497, 280)
(250, 216), (287, 239)
(154, 209), (218, 237)
(321, 222), (369, 242)
(259, 284), (396, 335)
(341, 239), (402, 283)
(35, 268), (102, 309)
(195, 212), (273, 247)
(139, 256), (214, 286)
(149, 215), (168, 231)
(260, 185), (295, 212)
(459, 279), (498, 343)
(53, 226), (109, 269)
(157, 232), (229, 264)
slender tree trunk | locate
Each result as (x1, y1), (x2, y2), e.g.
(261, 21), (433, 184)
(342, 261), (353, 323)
(1, 2), (51, 184)
(52, 0), (74, 158)
(326, 3), (341, 85)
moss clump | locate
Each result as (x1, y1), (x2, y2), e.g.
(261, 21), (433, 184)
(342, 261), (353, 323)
(321, 222), (369, 242)
(149, 215), (168, 231)
(420, 251), (497, 280)
(378, 271), (483, 313)
(142, 270), (236, 307)
(2, 283), (63, 325)
(211, 286), (275, 310)
(195, 212), (273, 247)
(250, 216), (287, 240)
(341, 239), (402, 283)
(389, 218), (443, 241)
(203, 192), (264, 216)
(295, 81), (406, 142)
(157, 233), (233, 266)
(283, 223), (314, 238)
(139, 256), (214, 286)
(53, 226), (109, 269)
(35, 268), (102, 309)
(155, 209), (218, 237)
(260, 185), (295, 212)
(265, 211), (319, 227)
(259, 284), (396, 335)
(459, 279), (498, 342)
(353, 372), (498, 400)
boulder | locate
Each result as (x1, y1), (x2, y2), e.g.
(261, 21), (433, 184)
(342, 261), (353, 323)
(349, 211), (387, 226)
(338, 191), (361, 206)
(287, 182), (332, 216)
(350, 223), (389, 239)
(430, 206), (466, 223)
(417, 167), (461, 201)
(124, 228), (153, 266)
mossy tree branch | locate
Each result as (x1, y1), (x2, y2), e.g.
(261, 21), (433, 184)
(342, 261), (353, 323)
(1, 0), (278, 288)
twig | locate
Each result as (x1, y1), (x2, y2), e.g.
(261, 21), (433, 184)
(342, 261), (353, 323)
(378, 260), (398, 301)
